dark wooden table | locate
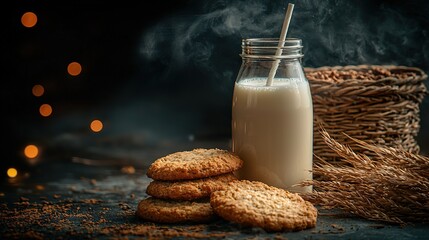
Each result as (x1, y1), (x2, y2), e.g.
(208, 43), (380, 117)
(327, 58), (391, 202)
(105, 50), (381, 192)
(1, 139), (428, 239)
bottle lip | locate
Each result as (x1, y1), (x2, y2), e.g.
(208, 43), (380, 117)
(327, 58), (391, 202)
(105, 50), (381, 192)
(240, 38), (303, 59)
(242, 38), (302, 44)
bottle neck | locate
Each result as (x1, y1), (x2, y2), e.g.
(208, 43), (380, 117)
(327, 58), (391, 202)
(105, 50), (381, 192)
(236, 38), (306, 82)
(240, 38), (303, 60)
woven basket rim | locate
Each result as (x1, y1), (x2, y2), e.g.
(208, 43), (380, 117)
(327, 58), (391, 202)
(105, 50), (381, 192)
(304, 64), (428, 84)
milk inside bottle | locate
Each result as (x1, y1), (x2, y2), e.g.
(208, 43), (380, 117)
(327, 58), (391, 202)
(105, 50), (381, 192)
(231, 38), (313, 193)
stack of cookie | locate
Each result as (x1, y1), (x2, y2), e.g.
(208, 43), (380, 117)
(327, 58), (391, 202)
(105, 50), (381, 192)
(135, 148), (243, 223)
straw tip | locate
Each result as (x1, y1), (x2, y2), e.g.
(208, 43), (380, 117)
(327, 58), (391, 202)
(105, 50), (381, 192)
(286, 3), (295, 12)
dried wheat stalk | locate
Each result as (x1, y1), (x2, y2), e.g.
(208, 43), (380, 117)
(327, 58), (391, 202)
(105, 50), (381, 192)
(300, 128), (429, 224)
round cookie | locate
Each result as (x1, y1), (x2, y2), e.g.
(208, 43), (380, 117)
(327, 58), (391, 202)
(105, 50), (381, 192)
(210, 180), (318, 232)
(146, 148), (243, 180)
(135, 197), (215, 223)
(146, 172), (238, 201)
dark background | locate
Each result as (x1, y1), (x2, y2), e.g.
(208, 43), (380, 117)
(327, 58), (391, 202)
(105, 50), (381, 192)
(3, 0), (429, 174)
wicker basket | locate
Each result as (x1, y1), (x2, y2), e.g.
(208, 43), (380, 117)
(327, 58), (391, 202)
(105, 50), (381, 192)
(304, 65), (428, 164)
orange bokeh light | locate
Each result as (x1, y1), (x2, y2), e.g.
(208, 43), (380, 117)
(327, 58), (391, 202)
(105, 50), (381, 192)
(21, 12), (38, 28)
(32, 84), (44, 97)
(24, 144), (39, 159)
(90, 119), (103, 132)
(67, 62), (82, 76)
(7, 168), (18, 178)
(39, 104), (52, 117)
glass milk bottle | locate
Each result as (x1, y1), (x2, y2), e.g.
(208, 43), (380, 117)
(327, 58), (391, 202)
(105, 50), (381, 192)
(232, 38), (313, 193)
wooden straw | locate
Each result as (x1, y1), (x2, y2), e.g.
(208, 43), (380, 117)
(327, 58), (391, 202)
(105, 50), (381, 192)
(266, 3), (295, 86)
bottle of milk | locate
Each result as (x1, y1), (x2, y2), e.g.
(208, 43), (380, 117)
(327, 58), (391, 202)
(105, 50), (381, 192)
(232, 38), (313, 193)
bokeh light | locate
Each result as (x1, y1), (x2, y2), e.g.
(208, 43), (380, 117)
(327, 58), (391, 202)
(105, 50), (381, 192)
(39, 104), (52, 117)
(24, 144), (39, 159)
(7, 168), (18, 178)
(90, 119), (103, 132)
(32, 84), (44, 97)
(67, 62), (82, 76)
(21, 12), (38, 28)
(121, 166), (136, 174)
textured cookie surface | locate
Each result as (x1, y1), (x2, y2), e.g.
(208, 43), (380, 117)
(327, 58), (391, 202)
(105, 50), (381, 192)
(210, 180), (318, 232)
(146, 148), (243, 180)
(135, 197), (215, 223)
(146, 173), (238, 201)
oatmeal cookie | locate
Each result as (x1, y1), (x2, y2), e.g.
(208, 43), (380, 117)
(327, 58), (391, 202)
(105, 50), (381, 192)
(146, 172), (238, 200)
(210, 180), (318, 232)
(136, 197), (215, 223)
(146, 148), (243, 180)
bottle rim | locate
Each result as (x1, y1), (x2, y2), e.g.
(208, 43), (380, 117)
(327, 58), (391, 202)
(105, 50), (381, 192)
(242, 37), (301, 43)
(240, 38), (303, 59)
